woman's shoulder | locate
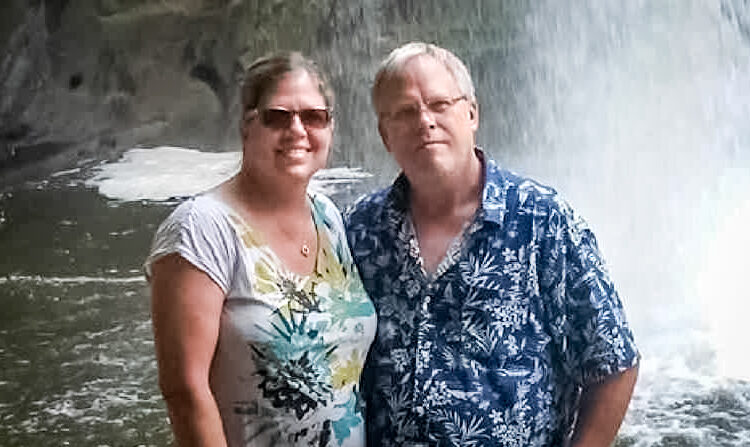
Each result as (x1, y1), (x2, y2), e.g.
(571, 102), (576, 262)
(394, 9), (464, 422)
(146, 194), (237, 291)
(309, 191), (340, 211)
(309, 192), (352, 250)
(166, 194), (229, 223)
(309, 192), (345, 225)
(152, 194), (236, 246)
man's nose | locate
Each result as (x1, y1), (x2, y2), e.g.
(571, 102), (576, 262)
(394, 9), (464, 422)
(417, 105), (437, 128)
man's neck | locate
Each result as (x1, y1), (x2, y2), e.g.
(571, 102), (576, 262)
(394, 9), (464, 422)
(408, 151), (483, 220)
(407, 152), (484, 273)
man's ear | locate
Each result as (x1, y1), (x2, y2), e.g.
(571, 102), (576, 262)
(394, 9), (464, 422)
(469, 102), (479, 131)
(378, 121), (393, 153)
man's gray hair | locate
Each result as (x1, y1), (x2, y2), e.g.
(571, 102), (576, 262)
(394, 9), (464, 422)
(372, 42), (476, 117)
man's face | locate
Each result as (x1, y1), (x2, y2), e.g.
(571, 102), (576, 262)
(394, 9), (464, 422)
(376, 55), (478, 181)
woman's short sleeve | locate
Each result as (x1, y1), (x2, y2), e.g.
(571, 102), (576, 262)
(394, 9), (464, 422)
(143, 197), (237, 294)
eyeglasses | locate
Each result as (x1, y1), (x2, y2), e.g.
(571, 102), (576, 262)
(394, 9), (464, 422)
(250, 107), (332, 129)
(386, 96), (467, 124)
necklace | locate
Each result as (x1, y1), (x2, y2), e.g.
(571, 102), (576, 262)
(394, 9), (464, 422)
(300, 221), (317, 257)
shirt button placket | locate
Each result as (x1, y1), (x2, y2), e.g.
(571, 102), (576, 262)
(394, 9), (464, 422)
(413, 292), (432, 436)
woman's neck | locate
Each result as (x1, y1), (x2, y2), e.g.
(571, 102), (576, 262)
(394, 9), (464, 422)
(218, 170), (318, 276)
(229, 169), (310, 216)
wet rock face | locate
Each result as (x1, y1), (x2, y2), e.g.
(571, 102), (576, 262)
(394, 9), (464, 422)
(1, 0), (247, 182)
(0, 0), (522, 185)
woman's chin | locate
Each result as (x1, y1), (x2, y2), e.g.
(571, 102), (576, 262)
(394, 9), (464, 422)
(276, 163), (323, 184)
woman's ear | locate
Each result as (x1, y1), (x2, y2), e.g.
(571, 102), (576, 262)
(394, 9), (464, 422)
(239, 109), (254, 139)
(325, 117), (335, 163)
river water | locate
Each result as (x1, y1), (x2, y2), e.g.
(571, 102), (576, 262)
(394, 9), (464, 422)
(3, 0), (750, 446)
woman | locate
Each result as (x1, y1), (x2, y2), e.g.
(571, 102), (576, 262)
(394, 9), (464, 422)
(145, 53), (376, 447)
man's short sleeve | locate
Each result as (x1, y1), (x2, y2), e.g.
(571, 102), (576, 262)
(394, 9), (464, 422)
(540, 197), (639, 386)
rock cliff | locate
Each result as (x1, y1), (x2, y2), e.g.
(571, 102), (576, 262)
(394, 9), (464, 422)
(0, 0), (523, 185)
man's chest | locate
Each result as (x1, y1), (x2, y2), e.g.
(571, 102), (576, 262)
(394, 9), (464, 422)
(364, 222), (550, 355)
(362, 235), (561, 446)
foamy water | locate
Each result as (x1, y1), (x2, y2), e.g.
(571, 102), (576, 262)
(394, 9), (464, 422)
(85, 146), (372, 202)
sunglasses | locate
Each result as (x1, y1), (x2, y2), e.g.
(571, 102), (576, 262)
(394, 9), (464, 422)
(251, 107), (332, 129)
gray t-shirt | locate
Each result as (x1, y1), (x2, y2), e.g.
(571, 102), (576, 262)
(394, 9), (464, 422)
(146, 193), (376, 446)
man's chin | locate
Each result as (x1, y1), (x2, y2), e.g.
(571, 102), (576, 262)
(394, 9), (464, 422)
(417, 141), (448, 151)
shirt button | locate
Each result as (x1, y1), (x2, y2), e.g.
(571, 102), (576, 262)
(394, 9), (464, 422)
(422, 295), (431, 312)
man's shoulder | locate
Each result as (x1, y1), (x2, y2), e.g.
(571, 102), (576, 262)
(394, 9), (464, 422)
(484, 158), (564, 211)
(345, 186), (393, 225)
(486, 158), (554, 194)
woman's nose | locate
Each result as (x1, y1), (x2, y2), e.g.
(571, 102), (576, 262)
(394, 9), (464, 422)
(287, 113), (307, 134)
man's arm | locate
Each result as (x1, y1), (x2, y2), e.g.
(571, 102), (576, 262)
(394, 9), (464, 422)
(571, 365), (639, 447)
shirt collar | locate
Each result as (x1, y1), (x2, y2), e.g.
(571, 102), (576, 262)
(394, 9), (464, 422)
(387, 147), (509, 226)
(479, 148), (509, 225)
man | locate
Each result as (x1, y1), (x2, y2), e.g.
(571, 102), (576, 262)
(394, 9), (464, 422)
(346, 42), (639, 447)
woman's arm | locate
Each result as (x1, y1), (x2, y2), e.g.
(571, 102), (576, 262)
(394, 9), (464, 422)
(150, 253), (228, 447)
(571, 365), (639, 447)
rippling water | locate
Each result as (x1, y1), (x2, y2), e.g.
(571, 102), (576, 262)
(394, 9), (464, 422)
(0, 277), (168, 446)
(0, 176), (173, 446)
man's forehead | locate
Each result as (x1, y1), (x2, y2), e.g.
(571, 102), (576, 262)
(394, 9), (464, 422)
(382, 60), (457, 96)
(390, 55), (444, 81)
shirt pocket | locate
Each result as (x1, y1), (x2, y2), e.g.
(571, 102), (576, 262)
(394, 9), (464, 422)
(459, 281), (536, 366)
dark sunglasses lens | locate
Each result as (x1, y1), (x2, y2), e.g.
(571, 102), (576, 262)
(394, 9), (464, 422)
(260, 109), (292, 129)
(299, 109), (330, 128)
(258, 108), (330, 129)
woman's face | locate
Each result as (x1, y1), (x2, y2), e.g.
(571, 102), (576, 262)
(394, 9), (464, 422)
(241, 69), (333, 185)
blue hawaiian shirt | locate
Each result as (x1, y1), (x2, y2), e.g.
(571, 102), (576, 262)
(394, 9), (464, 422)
(345, 152), (639, 447)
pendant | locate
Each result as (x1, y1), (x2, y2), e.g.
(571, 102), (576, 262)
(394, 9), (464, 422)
(301, 243), (310, 257)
